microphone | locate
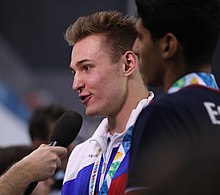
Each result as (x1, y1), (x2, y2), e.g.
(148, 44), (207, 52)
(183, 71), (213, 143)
(50, 111), (83, 147)
(24, 111), (83, 195)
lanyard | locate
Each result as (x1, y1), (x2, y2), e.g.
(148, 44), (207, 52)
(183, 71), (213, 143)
(89, 125), (133, 195)
(89, 149), (102, 195)
(168, 72), (219, 94)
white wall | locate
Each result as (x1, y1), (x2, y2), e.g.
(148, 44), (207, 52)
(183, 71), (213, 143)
(0, 103), (30, 147)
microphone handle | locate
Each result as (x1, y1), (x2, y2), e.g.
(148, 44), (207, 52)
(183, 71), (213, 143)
(23, 182), (38, 195)
(23, 141), (60, 195)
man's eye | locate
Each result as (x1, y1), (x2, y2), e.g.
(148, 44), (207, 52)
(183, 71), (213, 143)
(83, 65), (90, 71)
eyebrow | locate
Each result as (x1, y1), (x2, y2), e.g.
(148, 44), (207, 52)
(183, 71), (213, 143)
(76, 59), (89, 66)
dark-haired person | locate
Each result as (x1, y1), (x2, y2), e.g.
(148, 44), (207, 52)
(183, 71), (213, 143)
(62, 11), (153, 195)
(0, 144), (67, 195)
(29, 104), (66, 148)
(126, 0), (220, 194)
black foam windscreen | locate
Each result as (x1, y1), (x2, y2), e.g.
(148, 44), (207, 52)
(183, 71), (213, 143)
(50, 111), (83, 147)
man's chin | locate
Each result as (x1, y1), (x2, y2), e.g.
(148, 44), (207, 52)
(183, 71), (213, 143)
(86, 109), (97, 117)
(86, 109), (104, 118)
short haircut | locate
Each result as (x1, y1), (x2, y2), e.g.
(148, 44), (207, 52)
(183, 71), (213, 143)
(29, 104), (66, 142)
(65, 11), (137, 63)
(136, 0), (220, 66)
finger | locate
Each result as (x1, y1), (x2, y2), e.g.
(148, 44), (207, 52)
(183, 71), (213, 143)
(52, 146), (67, 156)
(38, 144), (47, 148)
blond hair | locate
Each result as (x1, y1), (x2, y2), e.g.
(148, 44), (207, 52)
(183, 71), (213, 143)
(65, 11), (136, 63)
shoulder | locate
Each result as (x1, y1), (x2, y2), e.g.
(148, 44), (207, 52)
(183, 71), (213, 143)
(137, 93), (178, 125)
(70, 137), (98, 157)
(133, 89), (195, 140)
(140, 85), (218, 118)
(64, 138), (100, 182)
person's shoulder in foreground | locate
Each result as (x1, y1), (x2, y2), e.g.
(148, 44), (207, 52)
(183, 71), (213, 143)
(126, 0), (220, 194)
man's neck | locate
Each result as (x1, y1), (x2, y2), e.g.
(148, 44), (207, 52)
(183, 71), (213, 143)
(108, 94), (149, 135)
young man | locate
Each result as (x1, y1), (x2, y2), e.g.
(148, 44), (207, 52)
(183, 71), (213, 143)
(126, 0), (220, 194)
(62, 11), (153, 195)
(0, 144), (67, 195)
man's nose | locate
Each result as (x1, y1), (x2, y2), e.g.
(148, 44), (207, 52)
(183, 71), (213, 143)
(72, 72), (84, 93)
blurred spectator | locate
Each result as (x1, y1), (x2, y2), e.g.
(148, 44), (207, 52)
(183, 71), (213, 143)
(29, 104), (66, 148)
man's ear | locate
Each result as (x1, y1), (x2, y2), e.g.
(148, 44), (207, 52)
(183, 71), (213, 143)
(160, 33), (178, 59)
(122, 51), (138, 76)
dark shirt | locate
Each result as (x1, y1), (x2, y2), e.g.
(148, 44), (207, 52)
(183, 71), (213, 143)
(127, 85), (220, 195)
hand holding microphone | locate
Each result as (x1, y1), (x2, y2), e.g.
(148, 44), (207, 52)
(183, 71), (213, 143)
(21, 144), (67, 182)
(24, 111), (82, 195)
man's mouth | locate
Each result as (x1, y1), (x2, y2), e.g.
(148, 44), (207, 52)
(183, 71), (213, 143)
(79, 94), (91, 105)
